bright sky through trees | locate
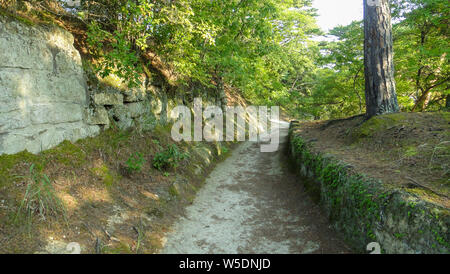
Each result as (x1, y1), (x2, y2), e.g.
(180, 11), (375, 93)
(312, 0), (363, 31)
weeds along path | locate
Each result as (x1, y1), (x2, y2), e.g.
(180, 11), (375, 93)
(161, 120), (350, 254)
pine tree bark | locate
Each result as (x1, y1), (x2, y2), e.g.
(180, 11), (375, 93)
(364, 0), (400, 117)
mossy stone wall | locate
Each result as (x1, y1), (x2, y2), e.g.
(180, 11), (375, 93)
(288, 121), (449, 254)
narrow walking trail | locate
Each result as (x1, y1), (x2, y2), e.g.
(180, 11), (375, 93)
(161, 121), (350, 254)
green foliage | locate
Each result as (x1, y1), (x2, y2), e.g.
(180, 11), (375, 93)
(126, 152), (146, 172)
(84, 0), (213, 86)
(152, 144), (189, 171)
(221, 146), (229, 154)
(301, 0), (449, 119)
(306, 21), (365, 119)
(81, 0), (319, 105)
(78, 0), (447, 118)
(87, 20), (143, 88)
(392, 0), (449, 111)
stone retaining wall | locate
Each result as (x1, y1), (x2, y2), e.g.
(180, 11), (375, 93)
(288, 121), (449, 254)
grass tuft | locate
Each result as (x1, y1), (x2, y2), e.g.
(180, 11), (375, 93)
(15, 164), (66, 235)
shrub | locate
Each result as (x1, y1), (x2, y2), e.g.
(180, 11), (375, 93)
(126, 152), (146, 172)
(152, 144), (189, 171)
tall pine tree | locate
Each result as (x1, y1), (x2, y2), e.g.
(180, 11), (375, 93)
(364, 0), (400, 117)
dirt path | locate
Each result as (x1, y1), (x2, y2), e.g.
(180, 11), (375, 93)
(161, 121), (351, 254)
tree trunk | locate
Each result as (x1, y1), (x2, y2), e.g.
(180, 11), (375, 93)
(364, 0), (399, 117)
(412, 89), (432, 112)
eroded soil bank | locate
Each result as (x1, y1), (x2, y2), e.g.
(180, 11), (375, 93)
(161, 121), (350, 254)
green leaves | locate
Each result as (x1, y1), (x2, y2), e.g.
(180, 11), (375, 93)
(87, 19), (143, 88)
(126, 152), (146, 173)
(153, 144), (189, 171)
(301, 0), (449, 119)
(83, 0), (319, 106)
(392, 0), (449, 111)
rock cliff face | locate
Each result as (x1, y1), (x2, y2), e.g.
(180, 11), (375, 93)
(0, 15), (225, 155)
(0, 16), (99, 154)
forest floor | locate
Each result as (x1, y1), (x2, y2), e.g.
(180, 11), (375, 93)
(293, 112), (450, 209)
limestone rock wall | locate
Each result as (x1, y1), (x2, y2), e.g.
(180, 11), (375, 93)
(85, 85), (163, 132)
(0, 16), (99, 154)
(0, 15), (224, 155)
